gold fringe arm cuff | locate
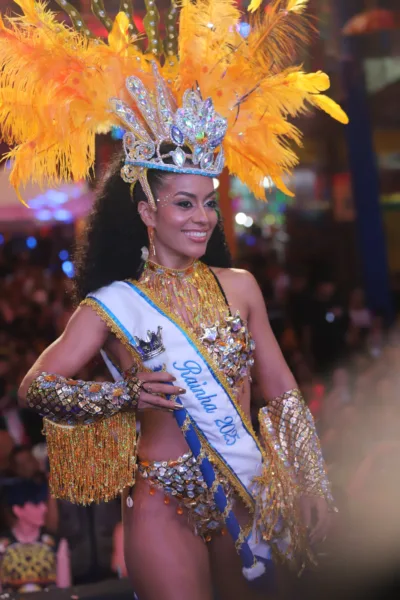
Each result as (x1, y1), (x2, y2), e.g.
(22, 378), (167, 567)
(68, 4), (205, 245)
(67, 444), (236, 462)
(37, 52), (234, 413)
(259, 389), (335, 508)
(27, 371), (140, 505)
(44, 412), (137, 505)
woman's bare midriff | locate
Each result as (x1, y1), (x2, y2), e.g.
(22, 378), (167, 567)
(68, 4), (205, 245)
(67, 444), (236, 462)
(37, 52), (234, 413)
(106, 334), (252, 462)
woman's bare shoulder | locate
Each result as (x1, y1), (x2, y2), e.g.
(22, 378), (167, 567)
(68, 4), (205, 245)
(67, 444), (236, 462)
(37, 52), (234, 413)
(211, 266), (257, 289)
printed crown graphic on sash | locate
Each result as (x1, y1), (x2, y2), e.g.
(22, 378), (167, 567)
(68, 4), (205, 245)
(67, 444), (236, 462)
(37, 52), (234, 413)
(133, 326), (165, 361)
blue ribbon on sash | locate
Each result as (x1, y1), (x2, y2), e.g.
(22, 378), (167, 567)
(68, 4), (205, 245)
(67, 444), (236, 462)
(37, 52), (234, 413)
(172, 397), (256, 571)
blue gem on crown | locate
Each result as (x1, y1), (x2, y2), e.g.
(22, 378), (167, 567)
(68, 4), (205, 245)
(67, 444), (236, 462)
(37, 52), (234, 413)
(133, 326), (165, 361)
(109, 62), (227, 184)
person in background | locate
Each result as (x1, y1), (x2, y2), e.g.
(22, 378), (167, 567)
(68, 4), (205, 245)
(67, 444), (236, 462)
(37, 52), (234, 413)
(347, 287), (372, 352)
(0, 430), (14, 478)
(366, 314), (386, 359)
(9, 446), (58, 534)
(9, 445), (45, 484)
(306, 279), (349, 376)
(287, 271), (311, 353)
(0, 372), (44, 448)
(0, 479), (70, 593)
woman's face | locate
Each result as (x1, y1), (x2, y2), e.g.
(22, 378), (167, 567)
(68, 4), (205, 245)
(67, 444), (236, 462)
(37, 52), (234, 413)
(139, 173), (218, 262)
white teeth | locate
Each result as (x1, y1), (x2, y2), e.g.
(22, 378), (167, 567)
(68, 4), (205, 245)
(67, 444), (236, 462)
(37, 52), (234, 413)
(183, 231), (207, 238)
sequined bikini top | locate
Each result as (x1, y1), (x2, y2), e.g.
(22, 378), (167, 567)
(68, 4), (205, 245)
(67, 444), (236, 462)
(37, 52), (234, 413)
(138, 260), (255, 395)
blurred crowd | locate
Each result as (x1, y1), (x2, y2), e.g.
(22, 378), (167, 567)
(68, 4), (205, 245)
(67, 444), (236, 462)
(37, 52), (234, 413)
(1, 239), (400, 593)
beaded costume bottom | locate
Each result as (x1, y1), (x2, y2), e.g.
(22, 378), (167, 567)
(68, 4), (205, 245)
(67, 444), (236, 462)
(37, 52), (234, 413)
(138, 452), (233, 540)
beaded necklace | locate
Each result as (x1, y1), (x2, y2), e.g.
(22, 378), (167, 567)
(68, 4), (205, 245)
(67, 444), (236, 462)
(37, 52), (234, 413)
(138, 259), (229, 335)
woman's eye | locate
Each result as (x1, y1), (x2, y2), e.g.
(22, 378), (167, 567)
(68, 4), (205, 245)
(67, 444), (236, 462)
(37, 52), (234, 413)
(176, 200), (192, 208)
(206, 199), (218, 209)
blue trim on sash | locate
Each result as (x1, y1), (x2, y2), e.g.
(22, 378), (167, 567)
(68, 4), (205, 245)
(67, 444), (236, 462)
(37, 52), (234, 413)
(123, 281), (258, 449)
(190, 418), (255, 508)
(87, 296), (139, 350)
(174, 402), (256, 570)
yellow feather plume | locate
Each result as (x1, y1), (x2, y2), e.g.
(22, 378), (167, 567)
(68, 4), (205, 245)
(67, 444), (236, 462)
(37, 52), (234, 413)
(287, 0), (309, 14)
(0, 2), (150, 199)
(248, 0), (263, 13)
(247, 0), (311, 73)
(286, 71), (330, 93)
(0, 0), (348, 204)
(249, 0), (310, 15)
(311, 95), (349, 125)
(175, 0), (347, 199)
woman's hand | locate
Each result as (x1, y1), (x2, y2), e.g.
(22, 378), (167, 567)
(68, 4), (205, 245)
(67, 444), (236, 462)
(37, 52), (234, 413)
(299, 495), (331, 545)
(129, 370), (185, 412)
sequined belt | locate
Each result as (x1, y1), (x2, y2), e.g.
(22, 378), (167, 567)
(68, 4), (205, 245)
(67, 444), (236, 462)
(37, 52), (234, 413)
(138, 452), (232, 540)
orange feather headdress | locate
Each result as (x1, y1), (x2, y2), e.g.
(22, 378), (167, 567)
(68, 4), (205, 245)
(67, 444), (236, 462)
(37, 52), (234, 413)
(0, 0), (348, 205)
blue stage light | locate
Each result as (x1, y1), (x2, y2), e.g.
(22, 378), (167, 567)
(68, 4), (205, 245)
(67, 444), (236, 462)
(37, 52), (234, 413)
(26, 236), (37, 249)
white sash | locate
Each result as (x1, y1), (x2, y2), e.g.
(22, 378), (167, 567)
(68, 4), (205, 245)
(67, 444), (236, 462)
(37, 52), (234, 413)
(89, 280), (264, 503)
(88, 280), (278, 564)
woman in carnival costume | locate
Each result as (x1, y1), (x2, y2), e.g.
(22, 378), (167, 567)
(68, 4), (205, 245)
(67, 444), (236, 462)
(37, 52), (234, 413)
(1, 0), (348, 597)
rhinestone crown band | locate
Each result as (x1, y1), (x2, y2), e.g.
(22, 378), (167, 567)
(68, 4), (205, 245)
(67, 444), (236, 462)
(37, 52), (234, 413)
(110, 62), (227, 184)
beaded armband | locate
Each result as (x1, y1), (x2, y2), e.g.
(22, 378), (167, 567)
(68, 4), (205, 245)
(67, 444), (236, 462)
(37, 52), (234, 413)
(26, 372), (142, 425)
(259, 389), (335, 508)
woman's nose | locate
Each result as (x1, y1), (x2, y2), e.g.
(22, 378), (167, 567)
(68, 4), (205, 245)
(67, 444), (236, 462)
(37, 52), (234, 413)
(192, 205), (208, 224)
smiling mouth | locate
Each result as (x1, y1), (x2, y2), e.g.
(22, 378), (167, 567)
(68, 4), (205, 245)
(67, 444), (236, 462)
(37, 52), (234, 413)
(182, 230), (208, 240)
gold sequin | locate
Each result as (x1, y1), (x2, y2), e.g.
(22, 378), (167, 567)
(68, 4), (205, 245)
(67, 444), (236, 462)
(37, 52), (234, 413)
(259, 389), (335, 507)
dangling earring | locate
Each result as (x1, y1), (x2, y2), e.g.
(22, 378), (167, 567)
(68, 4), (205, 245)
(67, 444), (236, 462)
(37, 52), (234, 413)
(148, 226), (156, 260)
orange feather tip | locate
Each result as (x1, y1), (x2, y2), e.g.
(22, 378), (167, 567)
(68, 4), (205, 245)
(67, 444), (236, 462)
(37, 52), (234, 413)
(14, 186), (30, 208)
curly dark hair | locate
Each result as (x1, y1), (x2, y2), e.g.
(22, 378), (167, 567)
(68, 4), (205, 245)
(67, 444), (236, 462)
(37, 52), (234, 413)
(73, 147), (232, 302)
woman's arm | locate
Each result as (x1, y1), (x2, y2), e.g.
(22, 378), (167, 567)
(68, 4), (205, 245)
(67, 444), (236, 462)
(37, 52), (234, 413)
(19, 304), (185, 424)
(17, 305), (138, 425)
(238, 271), (332, 541)
(19, 305), (110, 403)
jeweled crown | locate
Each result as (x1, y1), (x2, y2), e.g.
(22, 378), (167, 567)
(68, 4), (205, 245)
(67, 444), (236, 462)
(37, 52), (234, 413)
(133, 325), (165, 361)
(110, 62), (227, 184)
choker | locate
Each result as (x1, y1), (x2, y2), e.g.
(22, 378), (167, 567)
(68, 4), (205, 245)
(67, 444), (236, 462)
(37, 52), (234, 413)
(144, 259), (198, 279)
